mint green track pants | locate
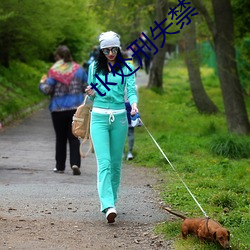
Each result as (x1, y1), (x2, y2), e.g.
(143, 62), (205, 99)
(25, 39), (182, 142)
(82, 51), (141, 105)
(90, 111), (128, 212)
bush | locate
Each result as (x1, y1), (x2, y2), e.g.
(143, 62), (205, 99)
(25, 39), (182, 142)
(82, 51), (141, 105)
(210, 135), (250, 159)
(0, 60), (49, 123)
(210, 191), (237, 209)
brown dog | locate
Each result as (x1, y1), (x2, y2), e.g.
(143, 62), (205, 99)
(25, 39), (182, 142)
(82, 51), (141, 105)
(163, 207), (231, 249)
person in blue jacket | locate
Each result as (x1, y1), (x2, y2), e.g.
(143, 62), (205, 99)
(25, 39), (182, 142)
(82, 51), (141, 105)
(85, 31), (138, 223)
(39, 45), (87, 175)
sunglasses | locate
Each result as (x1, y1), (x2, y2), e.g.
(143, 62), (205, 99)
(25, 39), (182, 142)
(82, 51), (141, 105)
(102, 47), (119, 55)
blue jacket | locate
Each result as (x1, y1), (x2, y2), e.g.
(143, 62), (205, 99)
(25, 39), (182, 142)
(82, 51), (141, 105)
(39, 67), (87, 112)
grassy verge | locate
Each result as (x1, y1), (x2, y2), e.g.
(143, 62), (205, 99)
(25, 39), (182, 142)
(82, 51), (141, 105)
(0, 60), (50, 124)
(129, 59), (250, 250)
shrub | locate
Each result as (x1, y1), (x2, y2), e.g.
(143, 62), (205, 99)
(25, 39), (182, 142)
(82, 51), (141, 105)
(210, 191), (237, 209)
(210, 135), (250, 159)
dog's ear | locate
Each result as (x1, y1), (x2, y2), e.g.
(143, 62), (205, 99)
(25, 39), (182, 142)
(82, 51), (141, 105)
(227, 230), (230, 240)
(213, 231), (217, 240)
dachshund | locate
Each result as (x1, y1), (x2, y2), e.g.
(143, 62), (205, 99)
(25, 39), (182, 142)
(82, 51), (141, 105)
(162, 206), (231, 249)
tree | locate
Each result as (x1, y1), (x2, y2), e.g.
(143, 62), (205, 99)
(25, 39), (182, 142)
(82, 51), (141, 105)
(0, 0), (59, 66)
(92, 0), (155, 48)
(0, 0), (98, 66)
(184, 20), (218, 114)
(192, 0), (250, 134)
(232, 0), (250, 39)
(232, 0), (250, 96)
(147, 0), (168, 89)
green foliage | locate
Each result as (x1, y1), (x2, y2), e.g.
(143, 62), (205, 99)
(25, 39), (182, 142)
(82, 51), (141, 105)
(194, 0), (250, 95)
(210, 135), (250, 159)
(232, 0), (250, 39)
(0, 60), (49, 122)
(233, 0), (250, 98)
(192, 0), (214, 41)
(129, 59), (250, 249)
(198, 39), (250, 95)
(236, 37), (250, 95)
(92, 0), (156, 47)
(210, 191), (238, 210)
(0, 0), (99, 66)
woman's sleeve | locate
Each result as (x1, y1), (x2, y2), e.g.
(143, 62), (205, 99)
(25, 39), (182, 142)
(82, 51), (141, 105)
(87, 62), (95, 101)
(87, 63), (93, 85)
(39, 77), (56, 95)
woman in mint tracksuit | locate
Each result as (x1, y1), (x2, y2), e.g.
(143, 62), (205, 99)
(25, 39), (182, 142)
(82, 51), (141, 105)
(86, 31), (138, 223)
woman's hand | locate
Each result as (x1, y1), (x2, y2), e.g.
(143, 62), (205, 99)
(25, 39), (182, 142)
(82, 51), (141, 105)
(40, 74), (47, 84)
(131, 103), (138, 116)
(85, 86), (95, 97)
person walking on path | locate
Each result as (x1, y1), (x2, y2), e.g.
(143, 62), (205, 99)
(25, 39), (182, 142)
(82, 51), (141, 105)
(125, 101), (135, 160)
(39, 45), (87, 176)
(143, 45), (153, 75)
(122, 50), (137, 161)
(85, 31), (139, 223)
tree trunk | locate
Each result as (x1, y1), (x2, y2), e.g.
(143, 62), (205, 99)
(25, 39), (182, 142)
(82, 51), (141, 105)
(185, 20), (219, 114)
(212, 0), (250, 134)
(147, 0), (168, 90)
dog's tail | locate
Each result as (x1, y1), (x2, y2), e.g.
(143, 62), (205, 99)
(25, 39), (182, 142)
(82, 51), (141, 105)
(162, 206), (187, 220)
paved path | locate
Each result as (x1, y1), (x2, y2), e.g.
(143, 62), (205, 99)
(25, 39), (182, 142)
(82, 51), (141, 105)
(135, 69), (149, 88)
(0, 69), (152, 221)
(0, 70), (173, 249)
(0, 106), (164, 223)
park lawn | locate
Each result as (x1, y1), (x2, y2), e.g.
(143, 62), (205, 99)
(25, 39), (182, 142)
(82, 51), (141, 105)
(129, 59), (250, 250)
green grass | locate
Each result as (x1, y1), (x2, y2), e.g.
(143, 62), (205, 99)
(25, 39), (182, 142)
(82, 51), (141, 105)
(128, 59), (250, 250)
(0, 60), (50, 123)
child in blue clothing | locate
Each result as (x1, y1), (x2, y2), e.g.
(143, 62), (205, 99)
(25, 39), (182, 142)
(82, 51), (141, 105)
(125, 101), (135, 160)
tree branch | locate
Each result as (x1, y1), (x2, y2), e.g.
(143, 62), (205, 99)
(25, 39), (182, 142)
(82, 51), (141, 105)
(191, 0), (216, 37)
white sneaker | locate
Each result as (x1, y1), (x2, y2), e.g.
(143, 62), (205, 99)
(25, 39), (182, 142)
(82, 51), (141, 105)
(127, 152), (133, 160)
(105, 207), (117, 223)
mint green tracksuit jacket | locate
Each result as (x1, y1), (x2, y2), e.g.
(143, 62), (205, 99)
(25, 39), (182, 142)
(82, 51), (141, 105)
(87, 62), (138, 212)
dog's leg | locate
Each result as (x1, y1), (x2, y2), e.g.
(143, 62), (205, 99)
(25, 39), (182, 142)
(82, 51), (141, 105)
(181, 231), (188, 239)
